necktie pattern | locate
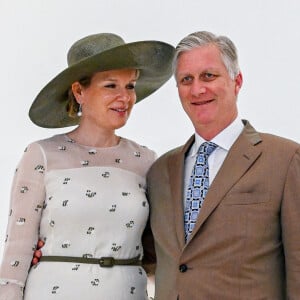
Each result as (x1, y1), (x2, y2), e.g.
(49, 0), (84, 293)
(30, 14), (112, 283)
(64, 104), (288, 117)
(184, 141), (217, 241)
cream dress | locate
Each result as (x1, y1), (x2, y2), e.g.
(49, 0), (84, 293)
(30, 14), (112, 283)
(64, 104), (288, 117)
(0, 134), (156, 300)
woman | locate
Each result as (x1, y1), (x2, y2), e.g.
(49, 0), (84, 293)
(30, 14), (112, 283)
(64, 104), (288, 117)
(0, 33), (174, 299)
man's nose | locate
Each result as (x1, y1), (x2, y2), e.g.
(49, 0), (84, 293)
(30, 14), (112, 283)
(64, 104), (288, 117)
(190, 81), (206, 96)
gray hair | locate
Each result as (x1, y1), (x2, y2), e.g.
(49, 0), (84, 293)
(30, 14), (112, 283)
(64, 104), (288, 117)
(173, 31), (240, 79)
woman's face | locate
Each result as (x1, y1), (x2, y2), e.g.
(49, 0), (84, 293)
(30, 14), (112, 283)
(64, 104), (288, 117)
(73, 68), (138, 131)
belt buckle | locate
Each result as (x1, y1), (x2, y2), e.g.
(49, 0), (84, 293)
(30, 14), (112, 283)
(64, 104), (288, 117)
(99, 257), (115, 267)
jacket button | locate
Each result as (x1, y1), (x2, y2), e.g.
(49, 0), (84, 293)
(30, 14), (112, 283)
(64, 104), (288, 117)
(179, 264), (188, 273)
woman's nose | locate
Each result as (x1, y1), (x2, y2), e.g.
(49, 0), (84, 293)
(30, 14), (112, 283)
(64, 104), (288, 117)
(117, 88), (132, 101)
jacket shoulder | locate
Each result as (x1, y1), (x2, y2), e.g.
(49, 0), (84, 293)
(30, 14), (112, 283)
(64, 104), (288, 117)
(259, 132), (300, 153)
(155, 144), (183, 164)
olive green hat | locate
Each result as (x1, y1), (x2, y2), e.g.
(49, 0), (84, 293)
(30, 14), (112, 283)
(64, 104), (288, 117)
(29, 33), (175, 128)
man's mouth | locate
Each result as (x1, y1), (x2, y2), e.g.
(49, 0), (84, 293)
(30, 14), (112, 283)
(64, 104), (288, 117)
(192, 99), (214, 105)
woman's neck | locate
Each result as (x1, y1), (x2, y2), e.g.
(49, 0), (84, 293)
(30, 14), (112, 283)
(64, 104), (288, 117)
(67, 125), (120, 148)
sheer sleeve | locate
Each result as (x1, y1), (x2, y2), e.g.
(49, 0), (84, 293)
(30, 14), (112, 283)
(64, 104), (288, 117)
(0, 142), (46, 300)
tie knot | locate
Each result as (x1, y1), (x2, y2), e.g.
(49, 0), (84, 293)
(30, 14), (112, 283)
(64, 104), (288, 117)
(198, 141), (217, 156)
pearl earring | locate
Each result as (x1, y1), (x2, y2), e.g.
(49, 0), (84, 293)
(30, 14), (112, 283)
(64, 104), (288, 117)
(77, 104), (82, 117)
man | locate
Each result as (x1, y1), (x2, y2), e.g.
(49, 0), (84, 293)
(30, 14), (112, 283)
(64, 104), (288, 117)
(145, 31), (300, 299)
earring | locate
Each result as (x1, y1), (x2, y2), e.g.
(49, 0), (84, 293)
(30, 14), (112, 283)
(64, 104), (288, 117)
(77, 104), (82, 117)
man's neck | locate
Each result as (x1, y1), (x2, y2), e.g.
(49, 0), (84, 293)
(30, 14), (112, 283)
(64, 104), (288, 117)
(195, 115), (238, 141)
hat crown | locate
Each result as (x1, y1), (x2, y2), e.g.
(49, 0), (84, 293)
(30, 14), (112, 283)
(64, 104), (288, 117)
(67, 33), (125, 66)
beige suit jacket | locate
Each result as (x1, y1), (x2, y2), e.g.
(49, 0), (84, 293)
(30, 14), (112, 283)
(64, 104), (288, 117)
(145, 121), (300, 300)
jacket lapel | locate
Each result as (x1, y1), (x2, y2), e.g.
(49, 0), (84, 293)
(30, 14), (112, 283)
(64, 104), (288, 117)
(168, 136), (195, 249)
(186, 121), (263, 244)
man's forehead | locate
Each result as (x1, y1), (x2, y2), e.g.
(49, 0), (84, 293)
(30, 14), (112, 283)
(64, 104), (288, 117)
(176, 48), (225, 75)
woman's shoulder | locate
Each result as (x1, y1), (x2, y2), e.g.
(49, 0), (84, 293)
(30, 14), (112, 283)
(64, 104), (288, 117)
(20, 134), (69, 158)
(118, 137), (157, 177)
(120, 137), (157, 158)
(25, 133), (72, 151)
(34, 133), (67, 145)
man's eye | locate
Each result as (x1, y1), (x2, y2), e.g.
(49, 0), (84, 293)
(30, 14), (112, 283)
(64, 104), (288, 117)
(202, 73), (217, 81)
(180, 76), (193, 84)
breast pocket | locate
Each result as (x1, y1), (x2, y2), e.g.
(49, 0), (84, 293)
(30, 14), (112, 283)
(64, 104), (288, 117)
(223, 192), (269, 205)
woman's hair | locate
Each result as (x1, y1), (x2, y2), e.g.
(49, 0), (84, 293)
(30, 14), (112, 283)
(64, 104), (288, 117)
(173, 31), (240, 80)
(66, 76), (92, 118)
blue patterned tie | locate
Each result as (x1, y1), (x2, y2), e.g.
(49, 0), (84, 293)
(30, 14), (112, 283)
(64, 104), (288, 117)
(184, 141), (217, 241)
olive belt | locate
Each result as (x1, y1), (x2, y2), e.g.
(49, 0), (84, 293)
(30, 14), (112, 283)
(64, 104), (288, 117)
(40, 254), (141, 268)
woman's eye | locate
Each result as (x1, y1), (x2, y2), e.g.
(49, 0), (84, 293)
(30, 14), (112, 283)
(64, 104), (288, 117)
(105, 84), (116, 88)
(126, 83), (136, 90)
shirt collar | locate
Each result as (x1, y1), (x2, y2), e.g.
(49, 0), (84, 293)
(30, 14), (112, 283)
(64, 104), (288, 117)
(191, 117), (244, 156)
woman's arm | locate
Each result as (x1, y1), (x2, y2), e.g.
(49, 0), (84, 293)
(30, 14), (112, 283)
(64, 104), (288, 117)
(0, 142), (46, 300)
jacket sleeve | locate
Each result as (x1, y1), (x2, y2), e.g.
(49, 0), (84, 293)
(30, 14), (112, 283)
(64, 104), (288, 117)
(142, 217), (156, 275)
(281, 147), (300, 299)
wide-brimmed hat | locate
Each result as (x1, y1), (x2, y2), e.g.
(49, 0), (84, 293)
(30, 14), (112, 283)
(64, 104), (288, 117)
(29, 33), (175, 128)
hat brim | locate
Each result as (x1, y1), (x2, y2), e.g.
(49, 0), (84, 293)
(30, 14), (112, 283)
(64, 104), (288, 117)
(29, 41), (175, 128)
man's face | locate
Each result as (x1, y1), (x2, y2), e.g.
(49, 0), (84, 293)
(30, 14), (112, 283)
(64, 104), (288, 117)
(175, 44), (242, 138)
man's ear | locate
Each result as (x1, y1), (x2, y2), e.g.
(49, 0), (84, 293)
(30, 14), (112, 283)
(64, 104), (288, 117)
(234, 72), (243, 95)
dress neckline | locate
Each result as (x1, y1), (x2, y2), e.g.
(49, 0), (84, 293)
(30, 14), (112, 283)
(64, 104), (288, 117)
(63, 134), (125, 150)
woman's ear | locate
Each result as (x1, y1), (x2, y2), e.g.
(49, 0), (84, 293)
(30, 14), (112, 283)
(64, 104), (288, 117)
(71, 82), (83, 102)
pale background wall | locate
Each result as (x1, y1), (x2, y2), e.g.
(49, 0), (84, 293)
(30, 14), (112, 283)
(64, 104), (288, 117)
(1, 0), (300, 295)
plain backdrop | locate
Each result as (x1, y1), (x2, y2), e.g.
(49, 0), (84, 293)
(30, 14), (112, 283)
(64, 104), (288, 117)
(1, 1), (300, 292)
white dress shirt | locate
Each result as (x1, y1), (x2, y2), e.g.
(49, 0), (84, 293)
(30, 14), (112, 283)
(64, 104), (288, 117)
(183, 117), (244, 210)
